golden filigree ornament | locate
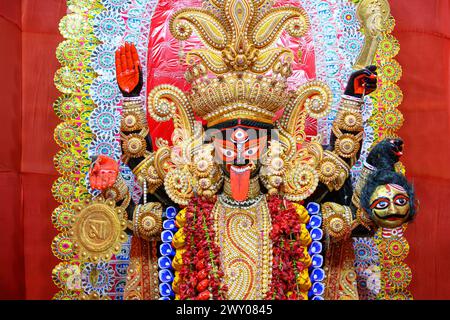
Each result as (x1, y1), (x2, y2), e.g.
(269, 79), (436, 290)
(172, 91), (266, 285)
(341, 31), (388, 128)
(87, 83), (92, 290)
(143, 0), (314, 131)
(335, 110), (363, 132)
(286, 16), (309, 37)
(189, 72), (291, 126)
(121, 129), (149, 160)
(70, 197), (127, 262)
(335, 134), (360, 158)
(322, 203), (353, 240)
(278, 81), (332, 140)
(333, 131), (363, 159)
(318, 157), (340, 184)
(104, 177), (129, 203)
(319, 151), (350, 191)
(170, 0), (309, 76)
(164, 168), (195, 205)
(121, 111), (146, 132)
(133, 203), (163, 241)
(304, 95), (329, 119)
(283, 163), (319, 201)
(191, 146), (215, 178)
(259, 140), (286, 194)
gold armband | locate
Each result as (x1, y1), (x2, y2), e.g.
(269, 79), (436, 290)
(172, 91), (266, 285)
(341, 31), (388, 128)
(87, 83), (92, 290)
(335, 108), (363, 132)
(132, 154), (164, 194)
(121, 110), (147, 132)
(131, 202), (163, 241)
(122, 97), (144, 112)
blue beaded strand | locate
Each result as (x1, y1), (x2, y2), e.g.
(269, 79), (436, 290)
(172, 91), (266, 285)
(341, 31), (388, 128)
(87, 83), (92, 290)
(158, 206), (178, 300)
(306, 202), (325, 300)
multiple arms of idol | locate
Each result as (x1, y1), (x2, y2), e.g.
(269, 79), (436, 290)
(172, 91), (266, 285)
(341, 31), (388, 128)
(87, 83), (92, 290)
(89, 43), (172, 240)
(311, 66), (382, 240)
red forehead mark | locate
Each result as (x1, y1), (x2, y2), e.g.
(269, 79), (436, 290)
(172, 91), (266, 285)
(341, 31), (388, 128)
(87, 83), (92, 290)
(388, 183), (407, 193)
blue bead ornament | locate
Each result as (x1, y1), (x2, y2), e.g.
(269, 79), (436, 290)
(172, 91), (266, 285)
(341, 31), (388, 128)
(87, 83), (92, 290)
(159, 282), (174, 298)
(160, 243), (175, 257)
(159, 269), (174, 283)
(161, 230), (173, 243)
(308, 241), (322, 255)
(165, 206), (177, 219)
(310, 227), (323, 241)
(163, 219), (177, 232)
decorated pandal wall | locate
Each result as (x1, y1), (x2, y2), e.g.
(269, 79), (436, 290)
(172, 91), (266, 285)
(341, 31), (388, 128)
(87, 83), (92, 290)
(51, 0), (415, 300)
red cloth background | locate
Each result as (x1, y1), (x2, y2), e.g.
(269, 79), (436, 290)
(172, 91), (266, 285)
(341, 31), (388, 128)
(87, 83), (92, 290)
(0, 0), (448, 299)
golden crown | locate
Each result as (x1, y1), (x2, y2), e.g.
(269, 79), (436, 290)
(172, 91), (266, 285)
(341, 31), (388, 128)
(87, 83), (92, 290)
(170, 0), (309, 126)
(148, 0), (331, 134)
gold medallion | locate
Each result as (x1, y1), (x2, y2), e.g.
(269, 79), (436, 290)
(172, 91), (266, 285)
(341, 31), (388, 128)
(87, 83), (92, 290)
(70, 197), (127, 262)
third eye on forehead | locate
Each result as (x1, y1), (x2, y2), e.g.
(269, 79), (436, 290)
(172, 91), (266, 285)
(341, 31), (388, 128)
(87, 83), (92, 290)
(225, 128), (268, 143)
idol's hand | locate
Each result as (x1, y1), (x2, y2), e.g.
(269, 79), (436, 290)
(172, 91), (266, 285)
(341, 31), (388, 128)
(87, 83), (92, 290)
(115, 42), (143, 97)
(344, 65), (377, 98)
(89, 155), (119, 191)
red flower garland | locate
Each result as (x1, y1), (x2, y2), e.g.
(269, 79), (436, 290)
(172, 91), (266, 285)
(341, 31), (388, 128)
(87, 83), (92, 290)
(265, 195), (307, 300)
(178, 196), (227, 300)
(178, 195), (307, 300)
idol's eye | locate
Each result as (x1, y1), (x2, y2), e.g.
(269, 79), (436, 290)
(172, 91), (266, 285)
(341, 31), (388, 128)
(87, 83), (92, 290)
(394, 195), (409, 206)
(219, 147), (236, 159)
(370, 197), (390, 210)
(374, 200), (389, 210)
(243, 146), (258, 157)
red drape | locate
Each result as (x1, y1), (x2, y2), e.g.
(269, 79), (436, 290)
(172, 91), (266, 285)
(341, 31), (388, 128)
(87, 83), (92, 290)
(392, 0), (450, 300)
(0, 0), (448, 299)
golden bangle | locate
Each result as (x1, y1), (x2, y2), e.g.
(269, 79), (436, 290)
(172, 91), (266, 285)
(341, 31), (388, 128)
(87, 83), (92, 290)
(104, 175), (128, 202)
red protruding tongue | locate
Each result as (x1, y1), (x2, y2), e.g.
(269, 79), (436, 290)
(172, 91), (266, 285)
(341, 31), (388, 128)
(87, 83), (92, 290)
(230, 166), (251, 202)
